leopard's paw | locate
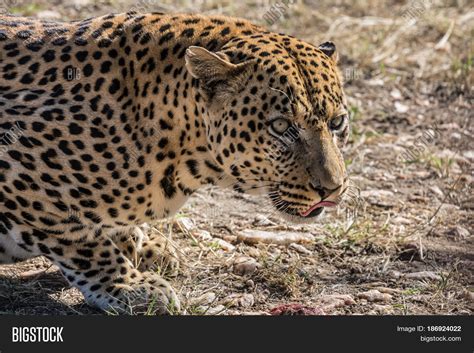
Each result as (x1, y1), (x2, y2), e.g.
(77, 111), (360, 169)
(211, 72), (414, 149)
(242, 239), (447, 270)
(103, 271), (180, 315)
(137, 234), (180, 276)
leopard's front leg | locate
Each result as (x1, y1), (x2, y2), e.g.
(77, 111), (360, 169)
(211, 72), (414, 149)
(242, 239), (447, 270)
(112, 224), (180, 276)
(15, 225), (180, 315)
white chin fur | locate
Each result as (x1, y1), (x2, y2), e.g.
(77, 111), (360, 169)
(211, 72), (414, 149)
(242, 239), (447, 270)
(273, 208), (326, 224)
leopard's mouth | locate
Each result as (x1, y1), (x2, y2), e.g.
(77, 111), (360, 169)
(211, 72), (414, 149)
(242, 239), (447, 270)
(268, 192), (338, 223)
(299, 200), (338, 217)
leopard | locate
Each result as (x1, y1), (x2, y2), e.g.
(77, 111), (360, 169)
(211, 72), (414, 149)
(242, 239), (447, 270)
(0, 11), (349, 314)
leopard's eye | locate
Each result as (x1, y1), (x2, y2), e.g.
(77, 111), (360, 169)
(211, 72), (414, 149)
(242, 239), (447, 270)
(329, 114), (347, 131)
(270, 118), (290, 136)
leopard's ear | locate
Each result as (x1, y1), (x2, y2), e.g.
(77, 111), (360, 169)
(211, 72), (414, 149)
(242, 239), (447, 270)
(185, 46), (253, 99)
(185, 46), (235, 79)
(318, 41), (338, 62)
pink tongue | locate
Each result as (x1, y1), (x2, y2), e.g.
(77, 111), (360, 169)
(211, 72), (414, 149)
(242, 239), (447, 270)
(300, 201), (337, 217)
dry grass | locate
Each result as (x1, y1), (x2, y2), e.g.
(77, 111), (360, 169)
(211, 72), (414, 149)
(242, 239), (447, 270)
(0, 0), (472, 315)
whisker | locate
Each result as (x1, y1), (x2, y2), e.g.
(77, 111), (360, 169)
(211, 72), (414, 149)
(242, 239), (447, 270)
(234, 184), (275, 193)
(269, 86), (293, 104)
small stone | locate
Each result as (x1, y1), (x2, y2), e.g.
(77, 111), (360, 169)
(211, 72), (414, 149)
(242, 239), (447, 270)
(463, 150), (474, 161)
(205, 305), (226, 315)
(450, 226), (470, 239)
(392, 216), (412, 225)
(440, 204), (460, 213)
(239, 294), (255, 308)
(214, 238), (235, 251)
(390, 88), (402, 100)
(394, 101), (409, 113)
(233, 256), (259, 276)
(428, 186), (444, 198)
(223, 293), (255, 308)
(237, 229), (313, 245)
(253, 214), (276, 227)
(357, 290), (392, 302)
(450, 132), (462, 140)
(360, 189), (396, 207)
(373, 304), (394, 314)
(247, 247), (261, 258)
(240, 311), (270, 316)
(173, 217), (196, 233)
(189, 292), (217, 306)
(367, 78), (384, 86)
(289, 243), (312, 255)
(405, 271), (442, 281)
(245, 279), (255, 289)
(462, 290), (474, 303)
(270, 304), (326, 316)
(222, 235), (237, 243)
(193, 230), (212, 241)
(375, 287), (402, 294)
(318, 294), (355, 312)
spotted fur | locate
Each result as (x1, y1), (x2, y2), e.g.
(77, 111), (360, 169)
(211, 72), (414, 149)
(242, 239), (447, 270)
(0, 12), (349, 314)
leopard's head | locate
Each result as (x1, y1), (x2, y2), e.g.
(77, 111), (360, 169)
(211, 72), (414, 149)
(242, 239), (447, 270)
(185, 34), (349, 223)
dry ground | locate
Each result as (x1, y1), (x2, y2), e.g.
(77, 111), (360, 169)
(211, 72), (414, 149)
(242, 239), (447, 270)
(0, 0), (472, 315)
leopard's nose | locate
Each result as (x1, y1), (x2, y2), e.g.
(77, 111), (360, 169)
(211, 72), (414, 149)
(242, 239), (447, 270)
(310, 182), (343, 199)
